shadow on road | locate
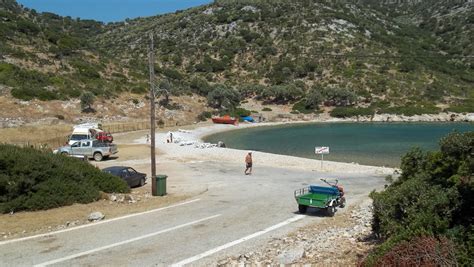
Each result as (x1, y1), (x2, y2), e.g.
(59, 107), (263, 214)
(293, 207), (335, 217)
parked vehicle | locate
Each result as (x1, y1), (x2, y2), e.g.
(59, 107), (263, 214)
(212, 115), (238, 125)
(102, 166), (147, 188)
(95, 132), (113, 143)
(54, 139), (118, 161)
(294, 179), (345, 216)
(68, 123), (113, 145)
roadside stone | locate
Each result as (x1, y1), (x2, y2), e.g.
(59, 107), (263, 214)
(125, 195), (136, 203)
(276, 247), (305, 264)
(88, 212), (105, 222)
(117, 195), (125, 203)
(110, 195), (117, 202)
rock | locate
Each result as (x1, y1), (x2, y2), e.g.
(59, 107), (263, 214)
(88, 212), (105, 222)
(124, 195), (136, 203)
(276, 247), (305, 264)
(117, 195), (125, 203)
(217, 141), (226, 148)
(110, 195), (117, 202)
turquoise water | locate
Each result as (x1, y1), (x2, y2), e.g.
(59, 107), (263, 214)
(204, 123), (473, 167)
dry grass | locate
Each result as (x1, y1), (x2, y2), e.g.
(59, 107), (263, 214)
(0, 124), (72, 147)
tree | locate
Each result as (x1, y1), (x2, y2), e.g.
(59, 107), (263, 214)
(263, 84), (303, 104)
(80, 91), (95, 113)
(207, 85), (241, 111)
(323, 88), (357, 106)
(304, 88), (323, 110)
(238, 84), (265, 98)
(157, 80), (171, 107)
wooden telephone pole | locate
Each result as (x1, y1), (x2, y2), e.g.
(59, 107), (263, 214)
(148, 33), (157, 195)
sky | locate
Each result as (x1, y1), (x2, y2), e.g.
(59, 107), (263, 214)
(17, 0), (213, 23)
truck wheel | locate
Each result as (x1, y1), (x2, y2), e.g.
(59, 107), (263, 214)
(298, 205), (307, 214)
(339, 197), (346, 208)
(139, 178), (145, 187)
(93, 152), (103, 161)
(327, 205), (336, 217)
(61, 152), (68, 156)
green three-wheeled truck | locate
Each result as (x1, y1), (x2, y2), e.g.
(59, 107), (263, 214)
(294, 179), (346, 216)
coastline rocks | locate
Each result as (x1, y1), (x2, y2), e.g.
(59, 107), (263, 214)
(262, 112), (473, 124)
(350, 112), (473, 123)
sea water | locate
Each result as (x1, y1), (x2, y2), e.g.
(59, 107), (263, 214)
(204, 122), (473, 167)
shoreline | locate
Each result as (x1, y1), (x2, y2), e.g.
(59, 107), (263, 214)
(139, 122), (397, 175)
(0, 111), (472, 129)
(198, 119), (474, 142)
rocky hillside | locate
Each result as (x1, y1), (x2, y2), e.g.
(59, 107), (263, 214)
(1, 0), (473, 118)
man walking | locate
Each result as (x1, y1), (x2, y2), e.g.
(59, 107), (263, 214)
(245, 151), (253, 175)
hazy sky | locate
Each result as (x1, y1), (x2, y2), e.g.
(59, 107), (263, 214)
(17, 0), (213, 22)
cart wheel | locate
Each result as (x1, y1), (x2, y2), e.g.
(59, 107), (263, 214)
(327, 205), (336, 217)
(339, 197), (346, 208)
(298, 205), (307, 214)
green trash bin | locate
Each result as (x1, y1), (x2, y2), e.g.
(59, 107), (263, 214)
(155, 175), (167, 196)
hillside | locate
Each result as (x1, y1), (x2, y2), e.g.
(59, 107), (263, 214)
(0, 0), (473, 121)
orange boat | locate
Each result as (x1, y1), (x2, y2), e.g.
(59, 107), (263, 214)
(212, 115), (238, 125)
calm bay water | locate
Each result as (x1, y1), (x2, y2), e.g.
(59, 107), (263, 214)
(204, 123), (473, 167)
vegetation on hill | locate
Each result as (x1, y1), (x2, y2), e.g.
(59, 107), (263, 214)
(364, 131), (474, 265)
(0, 0), (473, 115)
(0, 144), (129, 213)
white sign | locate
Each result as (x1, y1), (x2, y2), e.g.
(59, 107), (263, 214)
(315, 146), (330, 154)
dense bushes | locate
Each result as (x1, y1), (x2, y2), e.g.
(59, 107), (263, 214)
(0, 145), (129, 213)
(330, 107), (374, 118)
(365, 132), (474, 265)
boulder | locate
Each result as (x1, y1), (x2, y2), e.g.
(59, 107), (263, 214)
(276, 247), (305, 264)
(88, 212), (105, 222)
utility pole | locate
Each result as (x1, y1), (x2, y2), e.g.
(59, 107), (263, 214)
(148, 33), (157, 195)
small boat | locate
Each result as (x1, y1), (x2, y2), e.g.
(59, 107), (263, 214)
(212, 115), (238, 125)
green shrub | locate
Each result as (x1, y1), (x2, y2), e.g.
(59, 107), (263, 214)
(292, 100), (317, 114)
(0, 145), (129, 213)
(233, 107), (251, 117)
(380, 104), (440, 116)
(365, 132), (474, 265)
(330, 107), (374, 118)
(262, 107), (272, 111)
(197, 111), (212, 121)
(447, 99), (474, 113)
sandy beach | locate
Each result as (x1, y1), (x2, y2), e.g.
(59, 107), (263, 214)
(130, 122), (395, 176)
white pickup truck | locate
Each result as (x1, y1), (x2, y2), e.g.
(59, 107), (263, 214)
(54, 139), (118, 161)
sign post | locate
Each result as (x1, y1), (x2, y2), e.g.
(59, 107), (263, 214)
(315, 146), (330, 170)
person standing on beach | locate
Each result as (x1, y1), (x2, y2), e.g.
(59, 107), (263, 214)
(245, 152), (253, 175)
(170, 132), (173, 143)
